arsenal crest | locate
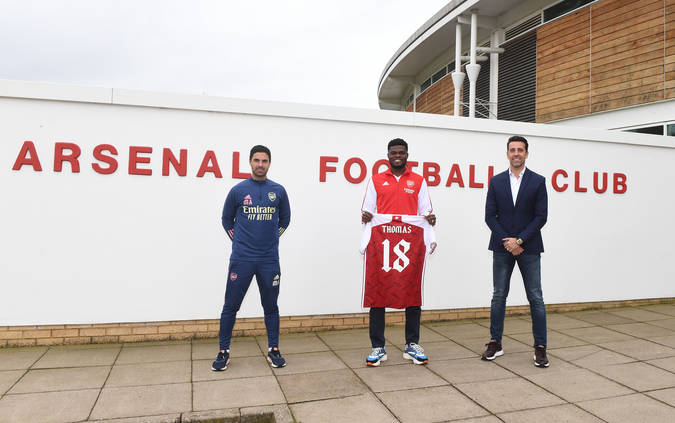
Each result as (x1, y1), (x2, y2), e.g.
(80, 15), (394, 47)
(230, 272), (238, 281)
(406, 180), (415, 187)
(268, 192), (277, 202)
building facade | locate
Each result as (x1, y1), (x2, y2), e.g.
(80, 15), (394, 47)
(378, 0), (675, 135)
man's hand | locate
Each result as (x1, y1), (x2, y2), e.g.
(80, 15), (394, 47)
(502, 237), (519, 252)
(425, 213), (437, 226)
(511, 246), (524, 256)
(361, 211), (373, 223)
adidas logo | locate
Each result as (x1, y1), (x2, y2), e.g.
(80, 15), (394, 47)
(382, 181), (389, 186)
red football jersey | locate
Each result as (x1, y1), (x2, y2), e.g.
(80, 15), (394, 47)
(361, 215), (436, 309)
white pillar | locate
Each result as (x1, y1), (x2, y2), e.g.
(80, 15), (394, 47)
(465, 11), (481, 118)
(451, 23), (464, 116)
(489, 30), (503, 119)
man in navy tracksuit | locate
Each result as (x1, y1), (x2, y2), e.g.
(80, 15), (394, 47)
(212, 145), (291, 371)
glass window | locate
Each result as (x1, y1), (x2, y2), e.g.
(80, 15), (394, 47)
(544, 0), (594, 22)
(625, 126), (664, 136)
(667, 124), (675, 136)
(432, 67), (447, 83)
(420, 78), (431, 92)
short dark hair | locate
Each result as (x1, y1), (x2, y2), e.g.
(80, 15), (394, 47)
(507, 135), (528, 152)
(249, 145), (271, 161)
(387, 138), (408, 151)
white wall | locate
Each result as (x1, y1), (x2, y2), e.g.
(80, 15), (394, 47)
(1, 80), (674, 326)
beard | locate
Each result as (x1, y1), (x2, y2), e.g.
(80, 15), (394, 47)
(389, 158), (407, 171)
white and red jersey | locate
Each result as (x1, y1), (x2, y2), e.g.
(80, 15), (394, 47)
(361, 168), (432, 216)
(360, 214), (436, 309)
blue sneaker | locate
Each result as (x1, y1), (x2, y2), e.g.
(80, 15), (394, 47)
(366, 347), (387, 367)
(211, 350), (230, 371)
(403, 343), (428, 365)
(267, 347), (286, 368)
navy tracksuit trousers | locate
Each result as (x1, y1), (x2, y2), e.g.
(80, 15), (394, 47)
(219, 260), (281, 351)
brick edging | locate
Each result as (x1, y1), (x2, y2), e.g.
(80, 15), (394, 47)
(1, 297), (673, 348)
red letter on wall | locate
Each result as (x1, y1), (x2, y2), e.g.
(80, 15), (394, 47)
(372, 159), (389, 176)
(613, 173), (627, 194)
(162, 148), (187, 176)
(423, 162), (440, 187)
(593, 172), (608, 194)
(445, 164), (465, 187)
(12, 141), (42, 171)
(92, 144), (119, 174)
(574, 171), (587, 193)
(552, 169), (568, 192)
(232, 151), (251, 179)
(54, 142), (81, 173)
(319, 156), (338, 182)
(197, 150), (223, 178)
(344, 157), (366, 184)
(468, 164), (484, 188)
(129, 146), (153, 175)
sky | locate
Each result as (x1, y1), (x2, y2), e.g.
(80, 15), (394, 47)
(0, 0), (449, 109)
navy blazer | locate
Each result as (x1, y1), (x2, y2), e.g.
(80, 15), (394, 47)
(485, 168), (548, 254)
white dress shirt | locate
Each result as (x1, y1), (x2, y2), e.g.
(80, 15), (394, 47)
(509, 166), (526, 206)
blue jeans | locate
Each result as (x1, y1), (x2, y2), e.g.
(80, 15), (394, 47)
(219, 260), (280, 351)
(490, 252), (546, 346)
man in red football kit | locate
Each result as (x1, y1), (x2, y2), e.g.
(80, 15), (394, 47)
(361, 138), (436, 366)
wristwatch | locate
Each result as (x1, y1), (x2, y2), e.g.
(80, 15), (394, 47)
(516, 238), (523, 246)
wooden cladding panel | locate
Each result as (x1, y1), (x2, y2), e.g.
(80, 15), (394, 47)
(537, 0), (670, 122)
(667, 0), (675, 99)
(409, 75), (454, 114)
(536, 7), (590, 122)
(590, 0), (664, 113)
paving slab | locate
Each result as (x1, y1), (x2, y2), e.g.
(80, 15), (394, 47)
(9, 365), (110, 394)
(558, 326), (635, 344)
(646, 318), (675, 331)
(426, 322), (488, 340)
(192, 338), (262, 360)
(354, 362), (447, 392)
(193, 375), (285, 410)
(650, 335), (675, 349)
(578, 393), (675, 422)
(456, 336), (532, 356)
(0, 388), (99, 423)
(451, 417), (502, 423)
(0, 348), (47, 370)
(598, 339), (675, 360)
(545, 313), (595, 330)
(385, 324), (450, 343)
(277, 368), (368, 403)
(593, 362), (675, 391)
(0, 370), (24, 396)
(333, 345), (409, 368)
(607, 308), (671, 322)
(646, 356), (675, 373)
(240, 404), (294, 423)
(571, 348), (636, 370)
(257, 333), (329, 354)
(90, 383), (191, 420)
(642, 304), (675, 317)
(498, 404), (604, 422)
(193, 356), (271, 381)
(414, 340), (477, 361)
(377, 385), (490, 423)
(115, 344), (190, 364)
(566, 311), (636, 325)
(475, 317), (534, 335)
(547, 344), (602, 362)
(456, 377), (565, 413)
(270, 350), (346, 375)
(525, 368), (633, 402)
(491, 350), (579, 376)
(509, 329), (589, 348)
(289, 392), (397, 423)
(317, 329), (373, 350)
(428, 357), (516, 384)
(33, 346), (120, 368)
(605, 322), (675, 339)
(89, 413), (181, 423)
(646, 387), (675, 407)
(106, 361), (190, 387)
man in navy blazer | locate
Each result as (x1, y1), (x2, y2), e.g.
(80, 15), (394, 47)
(482, 135), (549, 368)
